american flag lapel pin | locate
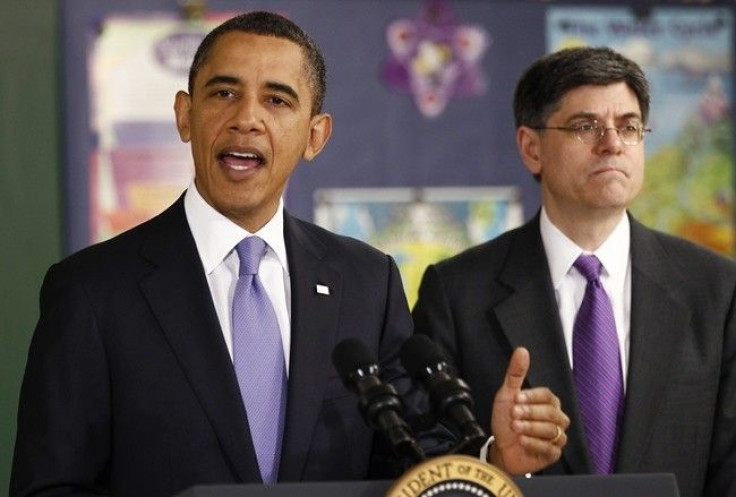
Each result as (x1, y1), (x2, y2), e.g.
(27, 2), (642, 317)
(316, 284), (330, 296)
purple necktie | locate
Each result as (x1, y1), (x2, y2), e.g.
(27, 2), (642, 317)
(572, 255), (624, 474)
(232, 236), (286, 484)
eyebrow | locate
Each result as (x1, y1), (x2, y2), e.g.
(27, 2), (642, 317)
(264, 81), (300, 103)
(203, 74), (241, 88)
(566, 111), (642, 122)
(203, 75), (300, 103)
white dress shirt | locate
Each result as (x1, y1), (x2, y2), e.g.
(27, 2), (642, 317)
(184, 183), (292, 374)
(539, 208), (631, 388)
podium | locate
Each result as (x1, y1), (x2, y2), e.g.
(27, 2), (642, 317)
(177, 473), (680, 497)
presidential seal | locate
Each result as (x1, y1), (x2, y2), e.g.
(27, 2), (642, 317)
(386, 455), (523, 497)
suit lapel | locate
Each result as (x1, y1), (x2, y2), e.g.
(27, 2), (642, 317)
(491, 216), (692, 474)
(137, 198), (260, 482)
(493, 217), (591, 474)
(278, 213), (342, 481)
(616, 218), (691, 472)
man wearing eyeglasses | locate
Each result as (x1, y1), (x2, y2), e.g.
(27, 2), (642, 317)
(412, 46), (736, 497)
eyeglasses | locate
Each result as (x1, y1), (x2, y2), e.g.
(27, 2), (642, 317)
(533, 121), (652, 146)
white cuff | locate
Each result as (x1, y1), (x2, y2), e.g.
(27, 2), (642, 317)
(478, 435), (495, 463)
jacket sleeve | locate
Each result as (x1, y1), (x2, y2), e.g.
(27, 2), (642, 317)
(704, 274), (736, 497)
(11, 262), (111, 496)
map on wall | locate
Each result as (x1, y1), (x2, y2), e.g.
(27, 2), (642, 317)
(548, 7), (735, 256)
(314, 187), (523, 306)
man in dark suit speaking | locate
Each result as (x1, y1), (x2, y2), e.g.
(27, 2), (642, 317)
(413, 47), (736, 497)
(11, 11), (568, 497)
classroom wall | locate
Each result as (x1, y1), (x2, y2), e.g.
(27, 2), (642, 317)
(0, 0), (62, 492)
(1, 0), (733, 493)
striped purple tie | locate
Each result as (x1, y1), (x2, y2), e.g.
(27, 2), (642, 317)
(232, 236), (287, 484)
(572, 255), (624, 474)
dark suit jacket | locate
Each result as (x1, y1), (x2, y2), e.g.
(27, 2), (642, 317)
(412, 213), (736, 497)
(11, 196), (425, 497)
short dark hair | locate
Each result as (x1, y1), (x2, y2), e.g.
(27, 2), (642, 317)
(513, 46), (650, 128)
(188, 11), (327, 115)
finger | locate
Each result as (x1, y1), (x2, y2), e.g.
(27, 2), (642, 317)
(516, 387), (561, 408)
(519, 433), (567, 455)
(503, 347), (530, 393)
(550, 425), (565, 446)
(514, 421), (568, 447)
(511, 404), (570, 428)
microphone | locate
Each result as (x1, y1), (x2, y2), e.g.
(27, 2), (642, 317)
(400, 334), (487, 456)
(332, 338), (426, 463)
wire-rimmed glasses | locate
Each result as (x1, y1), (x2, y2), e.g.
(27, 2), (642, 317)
(533, 120), (651, 146)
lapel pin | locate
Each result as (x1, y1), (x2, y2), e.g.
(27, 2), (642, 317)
(316, 284), (330, 295)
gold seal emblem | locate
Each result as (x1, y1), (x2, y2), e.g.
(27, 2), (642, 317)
(386, 455), (523, 497)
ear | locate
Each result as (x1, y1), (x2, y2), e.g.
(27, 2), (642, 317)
(517, 126), (542, 176)
(303, 113), (333, 161)
(174, 90), (192, 143)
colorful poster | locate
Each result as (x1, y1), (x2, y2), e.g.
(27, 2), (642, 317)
(88, 13), (229, 243)
(381, 0), (490, 119)
(314, 187), (522, 306)
(548, 7), (734, 255)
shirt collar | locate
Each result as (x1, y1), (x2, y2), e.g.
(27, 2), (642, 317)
(184, 181), (289, 275)
(540, 207), (630, 288)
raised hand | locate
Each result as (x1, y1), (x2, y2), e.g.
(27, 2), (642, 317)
(487, 347), (570, 475)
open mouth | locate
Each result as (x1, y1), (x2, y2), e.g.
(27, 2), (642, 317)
(218, 150), (265, 171)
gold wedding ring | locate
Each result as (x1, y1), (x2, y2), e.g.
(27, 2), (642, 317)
(551, 425), (562, 444)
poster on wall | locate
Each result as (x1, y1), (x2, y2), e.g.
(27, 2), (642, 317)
(314, 187), (522, 306)
(88, 13), (230, 243)
(547, 7), (734, 256)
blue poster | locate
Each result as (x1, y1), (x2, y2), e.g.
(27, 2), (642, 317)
(314, 187), (521, 305)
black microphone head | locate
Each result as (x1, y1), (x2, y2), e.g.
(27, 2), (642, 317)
(332, 338), (425, 462)
(399, 334), (447, 378)
(332, 338), (376, 385)
(401, 335), (486, 454)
